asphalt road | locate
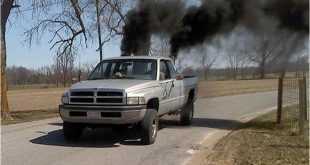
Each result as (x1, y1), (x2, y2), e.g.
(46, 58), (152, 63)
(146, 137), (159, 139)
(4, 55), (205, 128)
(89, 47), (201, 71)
(2, 91), (277, 165)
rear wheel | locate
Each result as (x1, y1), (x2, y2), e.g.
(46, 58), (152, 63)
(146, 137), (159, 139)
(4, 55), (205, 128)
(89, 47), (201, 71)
(63, 122), (84, 141)
(140, 109), (158, 145)
(180, 101), (194, 125)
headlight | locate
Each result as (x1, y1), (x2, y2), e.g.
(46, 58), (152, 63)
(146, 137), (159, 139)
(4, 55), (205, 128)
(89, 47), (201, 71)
(127, 97), (146, 105)
(61, 92), (69, 104)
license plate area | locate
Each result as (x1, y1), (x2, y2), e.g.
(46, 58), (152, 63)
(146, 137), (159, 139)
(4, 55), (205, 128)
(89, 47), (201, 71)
(101, 112), (121, 118)
(69, 111), (87, 117)
(87, 111), (100, 119)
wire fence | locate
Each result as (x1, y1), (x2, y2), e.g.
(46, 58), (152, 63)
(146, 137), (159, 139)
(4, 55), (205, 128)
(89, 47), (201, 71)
(279, 75), (308, 135)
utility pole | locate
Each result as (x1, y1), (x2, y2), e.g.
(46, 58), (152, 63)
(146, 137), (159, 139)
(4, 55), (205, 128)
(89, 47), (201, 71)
(95, 0), (103, 62)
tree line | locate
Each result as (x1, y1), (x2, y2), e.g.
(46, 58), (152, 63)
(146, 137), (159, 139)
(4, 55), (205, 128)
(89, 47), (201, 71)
(7, 61), (94, 88)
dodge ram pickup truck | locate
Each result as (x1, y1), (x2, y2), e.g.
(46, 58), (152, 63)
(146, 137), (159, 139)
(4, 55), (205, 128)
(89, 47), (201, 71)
(59, 56), (197, 144)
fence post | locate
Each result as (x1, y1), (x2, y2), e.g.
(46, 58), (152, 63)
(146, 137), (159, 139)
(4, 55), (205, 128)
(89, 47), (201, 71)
(302, 77), (308, 121)
(298, 79), (305, 135)
(277, 77), (283, 124)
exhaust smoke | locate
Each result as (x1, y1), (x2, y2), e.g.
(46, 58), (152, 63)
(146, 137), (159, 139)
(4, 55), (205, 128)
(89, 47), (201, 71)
(121, 0), (309, 58)
(264, 0), (309, 33)
(170, 0), (245, 58)
(121, 0), (185, 56)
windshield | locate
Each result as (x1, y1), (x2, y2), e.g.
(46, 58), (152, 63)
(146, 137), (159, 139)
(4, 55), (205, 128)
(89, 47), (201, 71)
(88, 59), (157, 80)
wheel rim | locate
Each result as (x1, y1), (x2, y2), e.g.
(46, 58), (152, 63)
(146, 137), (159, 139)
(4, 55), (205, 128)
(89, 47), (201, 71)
(151, 118), (158, 139)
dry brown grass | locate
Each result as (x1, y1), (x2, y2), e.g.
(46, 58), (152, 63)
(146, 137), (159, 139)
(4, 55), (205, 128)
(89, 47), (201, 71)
(198, 79), (278, 98)
(6, 88), (66, 112)
(8, 84), (59, 90)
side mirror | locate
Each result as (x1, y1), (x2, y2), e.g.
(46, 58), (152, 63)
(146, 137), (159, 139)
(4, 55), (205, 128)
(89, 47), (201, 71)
(176, 74), (184, 80)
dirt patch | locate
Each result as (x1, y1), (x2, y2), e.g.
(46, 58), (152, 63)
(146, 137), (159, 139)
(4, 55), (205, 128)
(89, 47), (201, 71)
(191, 107), (309, 165)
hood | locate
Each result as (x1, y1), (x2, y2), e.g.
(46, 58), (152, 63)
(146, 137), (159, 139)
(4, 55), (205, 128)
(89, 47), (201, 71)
(70, 79), (158, 92)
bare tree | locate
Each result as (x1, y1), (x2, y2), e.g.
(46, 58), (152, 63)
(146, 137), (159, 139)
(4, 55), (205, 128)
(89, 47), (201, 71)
(199, 42), (219, 80)
(215, 28), (253, 80)
(175, 41), (218, 78)
(273, 33), (307, 77)
(53, 57), (61, 87)
(25, 0), (129, 65)
(23, 0), (90, 88)
(225, 53), (243, 79)
(55, 48), (76, 87)
(223, 41), (250, 80)
(90, 0), (128, 61)
(82, 62), (95, 74)
(1, 0), (17, 119)
(25, 0), (88, 58)
(247, 31), (282, 79)
(100, 0), (127, 35)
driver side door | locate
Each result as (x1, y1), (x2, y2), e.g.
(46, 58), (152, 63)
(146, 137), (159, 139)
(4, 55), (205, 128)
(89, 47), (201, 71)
(158, 60), (178, 114)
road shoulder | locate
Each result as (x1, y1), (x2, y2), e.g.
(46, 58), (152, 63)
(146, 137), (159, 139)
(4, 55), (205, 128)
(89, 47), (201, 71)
(1, 117), (60, 134)
(186, 106), (277, 165)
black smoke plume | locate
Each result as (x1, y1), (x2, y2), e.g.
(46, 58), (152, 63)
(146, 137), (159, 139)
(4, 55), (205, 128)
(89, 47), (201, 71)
(121, 0), (309, 58)
(170, 0), (245, 58)
(121, 0), (185, 56)
(121, 9), (151, 56)
(264, 0), (309, 33)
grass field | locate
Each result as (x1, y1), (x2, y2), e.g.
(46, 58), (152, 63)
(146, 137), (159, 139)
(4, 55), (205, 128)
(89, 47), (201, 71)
(193, 106), (309, 165)
(6, 88), (66, 112)
(197, 79), (278, 98)
(8, 84), (59, 90)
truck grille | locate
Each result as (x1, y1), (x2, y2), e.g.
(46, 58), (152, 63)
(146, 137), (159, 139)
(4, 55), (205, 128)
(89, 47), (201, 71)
(96, 98), (123, 103)
(70, 98), (94, 103)
(71, 91), (94, 96)
(69, 89), (125, 105)
(97, 91), (122, 97)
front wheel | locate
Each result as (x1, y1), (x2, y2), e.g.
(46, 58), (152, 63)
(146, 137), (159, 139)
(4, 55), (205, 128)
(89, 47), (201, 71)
(140, 109), (159, 145)
(180, 101), (194, 125)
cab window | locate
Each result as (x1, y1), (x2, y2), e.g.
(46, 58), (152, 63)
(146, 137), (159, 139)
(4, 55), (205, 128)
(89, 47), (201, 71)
(160, 60), (171, 80)
(167, 61), (177, 78)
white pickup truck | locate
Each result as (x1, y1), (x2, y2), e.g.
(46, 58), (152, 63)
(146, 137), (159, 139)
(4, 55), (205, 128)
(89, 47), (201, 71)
(59, 56), (197, 144)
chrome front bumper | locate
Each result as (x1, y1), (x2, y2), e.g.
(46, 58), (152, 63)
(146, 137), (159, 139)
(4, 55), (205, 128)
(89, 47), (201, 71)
(59, 104), (147, 124)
